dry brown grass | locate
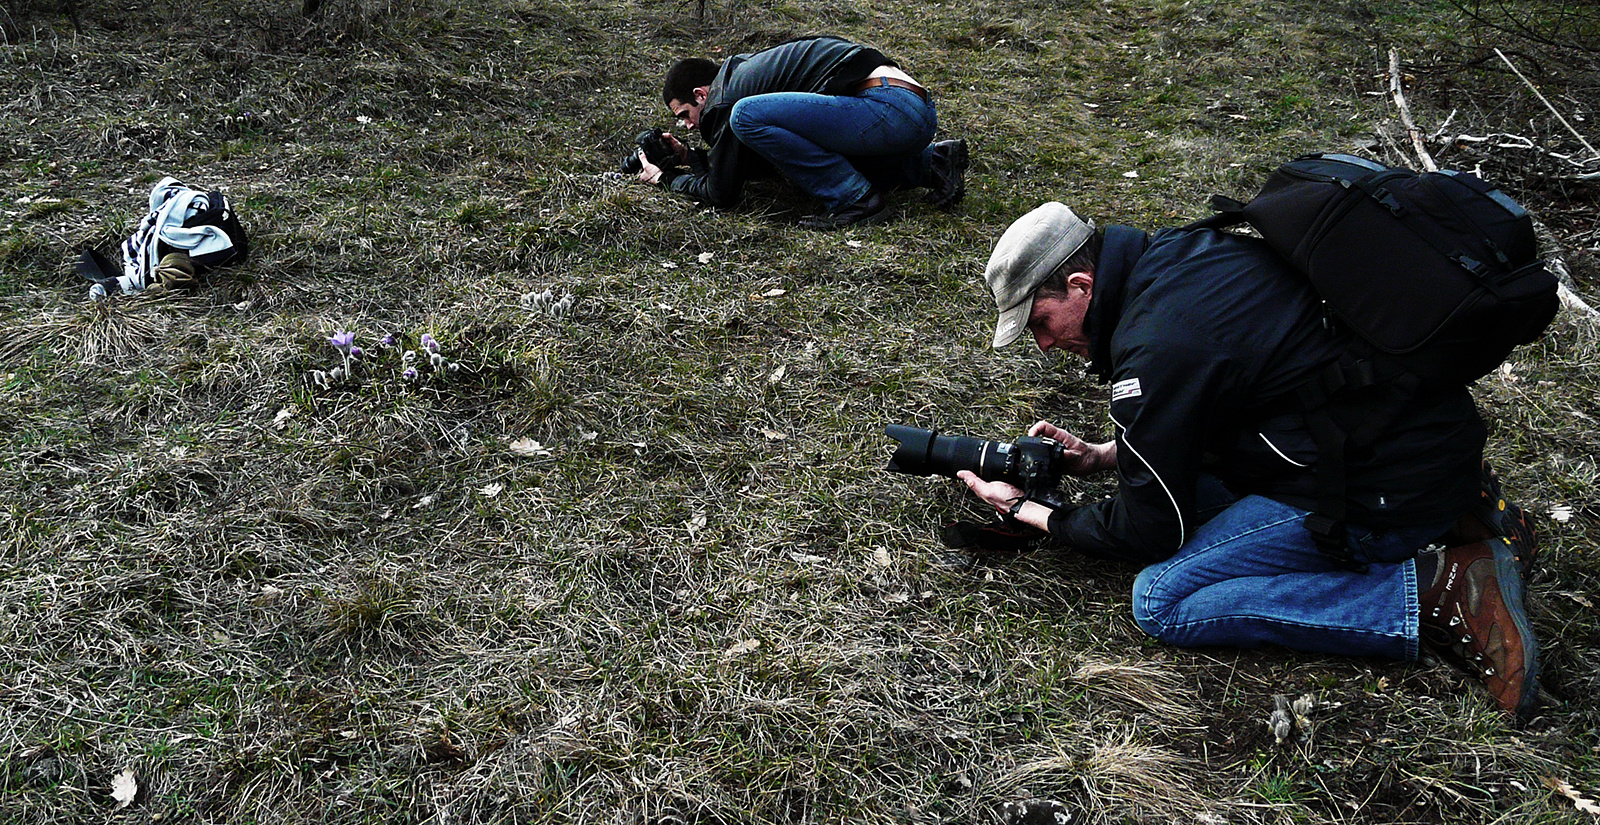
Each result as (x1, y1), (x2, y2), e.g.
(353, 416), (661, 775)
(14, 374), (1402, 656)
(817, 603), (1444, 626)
(1, 0), (1597, 823)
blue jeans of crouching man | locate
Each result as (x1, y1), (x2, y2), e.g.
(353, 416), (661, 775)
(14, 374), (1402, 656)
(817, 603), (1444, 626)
(1132, 492), (1454, 661)
(728, 84), (938, 211)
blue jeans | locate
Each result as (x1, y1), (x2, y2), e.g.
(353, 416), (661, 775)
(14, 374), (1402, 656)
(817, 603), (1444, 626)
(728, 85), (938, 211)
(1131, 492), (1454, 661)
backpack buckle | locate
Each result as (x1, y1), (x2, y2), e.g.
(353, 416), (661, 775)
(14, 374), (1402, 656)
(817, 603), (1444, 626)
(1376, 190), (1405, 215)
(1303, 512), (1345, 543)
(1303, 513), (1369, 573)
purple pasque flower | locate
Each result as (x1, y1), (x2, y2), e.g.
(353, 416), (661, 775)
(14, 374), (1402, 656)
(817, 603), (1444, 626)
(349, 346), (364, 358)
(421, 333), (440, 354)
(380, 333), (395, 347)
(329, 331), (356, 353)
(403, 367), (419, 381)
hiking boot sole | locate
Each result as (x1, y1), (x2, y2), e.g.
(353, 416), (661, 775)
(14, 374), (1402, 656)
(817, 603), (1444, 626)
(925, 139), (969, 209)
(1489, 536), (1541, 722)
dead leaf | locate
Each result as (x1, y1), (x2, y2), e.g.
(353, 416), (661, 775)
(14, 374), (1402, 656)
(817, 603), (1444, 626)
(272, 407), (294, 429)
(1550, 504), (1574, 523)
(768, 365), (786, 384)
(697, 252), (715, 264)
(1542, 775), (1600, 815)
(724, 639), (760, 658)
(660, 261), (678, 270)
(480, 482), (504, 497)
(872, 546), (893, 568)
(760, 428), (787, 441)
(789, 551), (826, 564)
(111, 768), (137, 809)
(508, 437), (552, 458)
(762, 288), (786, 297)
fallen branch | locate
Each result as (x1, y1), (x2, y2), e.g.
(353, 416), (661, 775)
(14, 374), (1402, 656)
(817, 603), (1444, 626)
(1533, 219), (1600, 322)
(1450, 133), (1600, 177)
(1494, 48), (1599, 162)
(1389, 50), (1438, 171)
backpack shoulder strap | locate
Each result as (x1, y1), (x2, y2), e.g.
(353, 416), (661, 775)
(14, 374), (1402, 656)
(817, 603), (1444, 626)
(1291, 354), (1423, 571)
(1179, 195), (1249, 232)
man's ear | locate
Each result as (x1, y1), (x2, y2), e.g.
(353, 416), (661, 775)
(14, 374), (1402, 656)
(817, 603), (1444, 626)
(1066, 271), (1095, 295)
(694, 86), (710, 105)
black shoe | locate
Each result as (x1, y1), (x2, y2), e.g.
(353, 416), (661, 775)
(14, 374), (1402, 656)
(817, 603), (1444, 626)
(798, 191), (889, 231)
(924, 138), (968, 209)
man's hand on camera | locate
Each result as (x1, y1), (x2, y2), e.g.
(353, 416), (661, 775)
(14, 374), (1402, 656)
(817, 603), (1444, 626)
(1029, 420), (1117, 475)
(635, 134), (691, 187)
(661, 132), (690, 165)
(957, 472), (1052, 532)
(635, 150), (666, 186)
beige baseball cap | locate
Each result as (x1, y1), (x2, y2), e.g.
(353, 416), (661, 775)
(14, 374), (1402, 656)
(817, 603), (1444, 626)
(984, 202), (1095, 348)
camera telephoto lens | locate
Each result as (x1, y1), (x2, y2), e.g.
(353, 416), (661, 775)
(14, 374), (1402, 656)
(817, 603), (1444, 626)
(884, 424), (1013, 482)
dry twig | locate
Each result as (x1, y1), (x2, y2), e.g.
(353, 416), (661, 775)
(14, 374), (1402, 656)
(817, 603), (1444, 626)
(1494, 47), (1599, 162)
(1389, 50), (1439, 171)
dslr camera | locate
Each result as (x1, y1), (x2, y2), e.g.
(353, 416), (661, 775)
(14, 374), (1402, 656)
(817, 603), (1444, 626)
(884, 423), (1069, 509)
(619, 128), (681, 175)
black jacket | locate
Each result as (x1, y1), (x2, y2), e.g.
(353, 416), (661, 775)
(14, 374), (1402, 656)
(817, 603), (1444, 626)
(666, 36), (890, 207)
(1047, 225), (1484, 563)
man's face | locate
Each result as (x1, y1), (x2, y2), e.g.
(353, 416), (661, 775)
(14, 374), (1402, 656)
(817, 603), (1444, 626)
(1024, 274), (1094, 357)
(667, 87), (710, 131)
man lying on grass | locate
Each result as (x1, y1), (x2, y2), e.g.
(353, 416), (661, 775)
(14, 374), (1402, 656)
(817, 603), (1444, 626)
(957, 202), (1542, 722)
(632, 35), (968, 230)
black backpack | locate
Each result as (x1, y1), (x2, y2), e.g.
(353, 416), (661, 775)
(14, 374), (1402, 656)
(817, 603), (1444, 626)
(1186, 153), (1560, 566)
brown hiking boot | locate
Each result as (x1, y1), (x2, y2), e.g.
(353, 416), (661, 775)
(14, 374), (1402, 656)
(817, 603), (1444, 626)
(1418, 538), (1540, 722)
(1437, 460), (1540, 575)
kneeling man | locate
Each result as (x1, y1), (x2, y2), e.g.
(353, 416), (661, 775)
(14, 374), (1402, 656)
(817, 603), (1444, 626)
(636, 35), (968, 230)
(961, 202), (1542, 721)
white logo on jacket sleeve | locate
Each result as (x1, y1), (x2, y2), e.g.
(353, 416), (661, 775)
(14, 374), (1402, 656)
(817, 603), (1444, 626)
(1112, 377), (1143, 402)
